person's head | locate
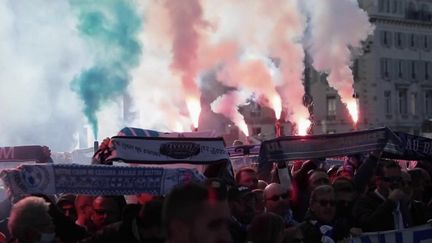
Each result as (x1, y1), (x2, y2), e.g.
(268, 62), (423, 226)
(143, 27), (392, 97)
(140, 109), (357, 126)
(137, 198), (164, 242)
(8, 196), (55, 243)
(408, 168), (432, 203)
(309, 185), (336, 224)
(308, 169), (330, 191)
(75, 195), (95, 229)
(56, 194), (77, 222)
(247, 213), (285, 243)
(228, 186), (256, 224)
(375, 160), (402, 197)
(332, 176), (355, 199)
(264, 183), (290, 216)
(91, 195), (126, 230)
(332, 177), (355, 217)
(163, 182), (231, 243)
(235, 167), (258, 190)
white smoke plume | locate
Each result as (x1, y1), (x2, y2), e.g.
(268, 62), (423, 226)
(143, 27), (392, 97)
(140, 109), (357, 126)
(266, 0), (310, 127)
(210, 90), (250, 135)
(0, 0), (374, 152)
(129, 0), (193, 133)
(303, 0), (374, 121)
(0, 0), (91, 151)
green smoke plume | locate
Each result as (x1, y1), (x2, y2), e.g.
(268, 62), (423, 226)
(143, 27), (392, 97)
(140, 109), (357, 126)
(70, 0), (141, 139)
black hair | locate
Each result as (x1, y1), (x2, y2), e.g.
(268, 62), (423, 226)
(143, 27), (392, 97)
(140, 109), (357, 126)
(375, 159), (400, 177)
(162, 182), (227, 236)
(138, 198), (164, 229)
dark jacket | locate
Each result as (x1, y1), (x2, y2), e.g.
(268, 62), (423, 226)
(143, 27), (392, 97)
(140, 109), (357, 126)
(78, 220), (138, 243)
(78, 219), (164, 243)
(298, 220), (323, 243)
(229, 218), (247, 243)
(353, 191), (404, 232)
(409, 200), (430, 226)
(49, 201), (89, 243)
(299, 211), (346, 243)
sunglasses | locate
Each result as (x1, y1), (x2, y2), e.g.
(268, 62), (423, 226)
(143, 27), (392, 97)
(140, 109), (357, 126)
(316, 199), (336, 207)
(267, 193), (289, 201)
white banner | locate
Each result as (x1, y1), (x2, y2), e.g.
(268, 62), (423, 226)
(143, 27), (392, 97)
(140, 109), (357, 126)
(350, 224), (432, 243)
(106, 136), (229, 164)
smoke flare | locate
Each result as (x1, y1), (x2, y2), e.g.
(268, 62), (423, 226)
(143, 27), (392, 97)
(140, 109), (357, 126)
(303, 0), (374, 124)
(165, 0), (205, 128)
(211, 91), (249, 136)
(267, 0), (310, 134)
(70, 0), (142, 139)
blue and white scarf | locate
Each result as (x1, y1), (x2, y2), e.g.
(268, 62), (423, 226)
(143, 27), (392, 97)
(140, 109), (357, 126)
(0, 164), (205, 196)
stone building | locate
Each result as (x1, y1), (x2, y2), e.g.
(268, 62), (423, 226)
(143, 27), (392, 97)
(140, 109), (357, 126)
(311, 0), (432, 135)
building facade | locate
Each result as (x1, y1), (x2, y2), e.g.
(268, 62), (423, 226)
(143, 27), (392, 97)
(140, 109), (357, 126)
(310, 0), (432, 136)
(238, 100), (294, 140)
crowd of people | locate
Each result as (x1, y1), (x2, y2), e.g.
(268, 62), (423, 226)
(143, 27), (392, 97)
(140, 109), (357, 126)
(0, 150), (431, 243)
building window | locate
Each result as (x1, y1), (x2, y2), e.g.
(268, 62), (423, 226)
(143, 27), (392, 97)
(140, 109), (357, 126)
(409, 34), (416, 49)
(395, 32), (405, 48)
(425, 91), (432, 116)
(409, 60), (417, 80)
(381, 58), (391, 79)
(423, 35), (430, 50)
(379, 0), (391, 12)
(428, 36), (432, 51)
(426, 61), (432, 81)
(398, 89), (408, 115)
(420, 4), (432, 21)
(381, 31), (392, 47)
(411, 92), (417, 116)
(407, 2), (418, 19)
(252, 127), (261, 135)
(384, 91), (392, 115)
(378, 0), (384, 12)
(396, 59), (405, 79)
(391, 0), (399, 13)
(327, 96), (336, 119)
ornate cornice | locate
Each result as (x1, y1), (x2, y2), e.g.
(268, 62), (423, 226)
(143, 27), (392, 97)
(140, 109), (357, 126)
(369, 15), (432, 28)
